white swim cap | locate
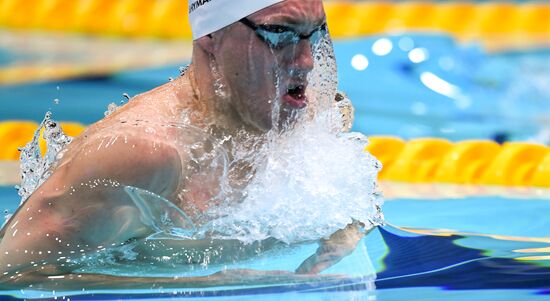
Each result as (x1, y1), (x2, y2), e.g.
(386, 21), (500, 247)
(189, 0), (284, 40)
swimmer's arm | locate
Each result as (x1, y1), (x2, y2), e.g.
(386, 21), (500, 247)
(0, 267), (341, 290)
(137, 237), (283, 264)
(64, 135), (183, 199)
(295, 221), (371, 274)
(0, 136), (183, 286)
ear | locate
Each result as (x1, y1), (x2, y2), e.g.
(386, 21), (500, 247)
(195, 34), (215, 55)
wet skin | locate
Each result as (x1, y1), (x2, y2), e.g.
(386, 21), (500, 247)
(0, 0), (366, 290)
(193, 0), (324, 131)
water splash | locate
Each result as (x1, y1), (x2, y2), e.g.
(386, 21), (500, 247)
(209, 58), (229, 100)
(198, 124), (383, 244)
(179, 65), (190, 76)
(17, 112), (73, 203)
(335, 92), (355, 132)
(190, 31), (384, 244)
(104, 102), (119, 116)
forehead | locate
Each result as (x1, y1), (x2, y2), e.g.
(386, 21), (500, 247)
(250, 0), (325, 25)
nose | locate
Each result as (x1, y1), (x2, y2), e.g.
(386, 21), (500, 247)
(287, 39), (315, 74)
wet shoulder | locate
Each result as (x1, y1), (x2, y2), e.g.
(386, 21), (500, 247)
(53, 125), (184, 200)
(52, 75), (209, 195)
(88, 75), (193, 134)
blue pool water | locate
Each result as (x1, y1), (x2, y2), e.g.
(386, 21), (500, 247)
(1, 185), (550, 300)
(1, 34), (549, 143)
(1, 33), (550, 300)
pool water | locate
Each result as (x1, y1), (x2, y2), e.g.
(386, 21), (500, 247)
(1, 185), (550, 300)
(1, 33), (550, 300)
(2, 34), (549, 143)
(335, 35), (550, 142)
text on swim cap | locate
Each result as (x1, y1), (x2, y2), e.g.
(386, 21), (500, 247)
(189, 0), (213, 14)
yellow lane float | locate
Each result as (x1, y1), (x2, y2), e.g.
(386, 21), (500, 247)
(0, 121), (86, 160)
(1, 1), (549, 44)
(0, 121), (39, 161)
(434, 140), (501, 184)
(366, 137), (550, 188)
(382, 138), (453, 183)
(532, 153), (550, 188)
(481, 143), (549, 187)
(0, 121), (549, 188)
(363, 136), (405, 179)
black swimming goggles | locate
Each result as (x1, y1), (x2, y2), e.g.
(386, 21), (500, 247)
(239, 18), (328, 50)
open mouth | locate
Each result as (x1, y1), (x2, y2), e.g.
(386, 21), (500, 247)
(283, 85), (307, 109)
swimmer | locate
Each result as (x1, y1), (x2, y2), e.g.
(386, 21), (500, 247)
(0, 0), (368, 290)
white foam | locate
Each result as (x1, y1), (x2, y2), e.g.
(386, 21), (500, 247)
(199, 114), (383, 244)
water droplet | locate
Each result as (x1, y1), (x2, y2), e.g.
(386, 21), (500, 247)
(17, 112), (73, 203)
(53, 99), (60, 105)
(179, 65), (189, 76)
(104, 103), (119, 116)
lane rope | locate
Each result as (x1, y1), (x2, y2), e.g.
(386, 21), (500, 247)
(0, 122), (548, 187)
(0, 1), (548, 43)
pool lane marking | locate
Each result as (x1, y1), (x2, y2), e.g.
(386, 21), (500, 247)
(375, 256), (489, 283)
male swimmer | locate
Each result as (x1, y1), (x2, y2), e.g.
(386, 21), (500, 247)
(0, 0), (367, 290)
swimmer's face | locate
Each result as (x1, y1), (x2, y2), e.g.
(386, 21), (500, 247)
(212, 0), (326, 131)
